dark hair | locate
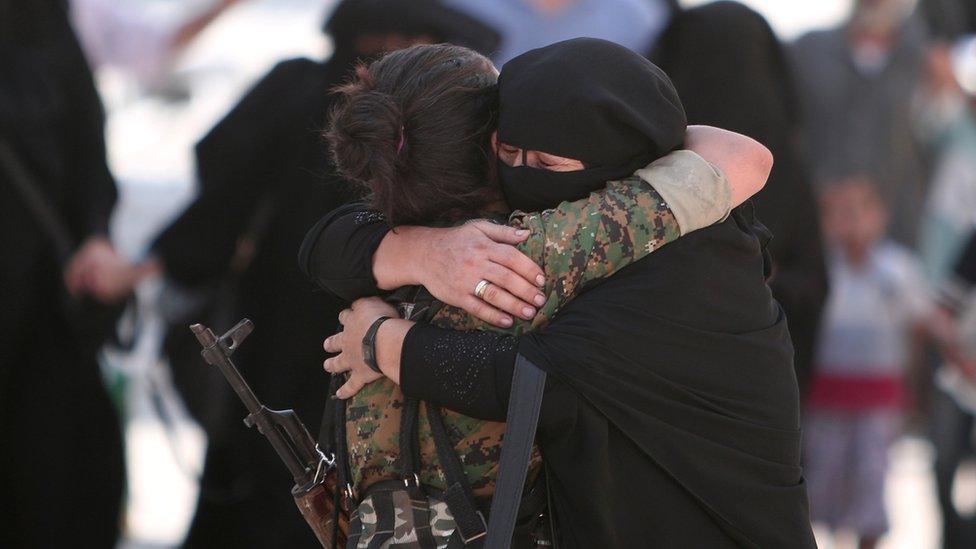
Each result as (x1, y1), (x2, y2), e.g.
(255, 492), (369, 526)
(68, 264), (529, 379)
(326, 44), (500, 226)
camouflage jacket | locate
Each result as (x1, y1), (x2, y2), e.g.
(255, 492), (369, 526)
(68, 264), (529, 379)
(345, 151), (728, 499)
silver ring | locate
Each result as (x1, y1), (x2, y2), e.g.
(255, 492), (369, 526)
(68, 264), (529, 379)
(474, 279), (491, 299)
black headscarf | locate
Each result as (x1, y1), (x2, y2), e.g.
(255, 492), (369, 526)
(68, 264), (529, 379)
(655, 2), (829, 394)
(496, 38), (686, 212)
(324, 0), (500, 67)
(654, 1), (797, 156)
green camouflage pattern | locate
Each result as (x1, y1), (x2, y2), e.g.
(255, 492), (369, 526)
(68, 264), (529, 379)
(348, 488), (456, 548)
(344, 174), (685, 500)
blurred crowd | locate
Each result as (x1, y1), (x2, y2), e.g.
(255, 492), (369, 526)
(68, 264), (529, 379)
(2, 0), (976, 547)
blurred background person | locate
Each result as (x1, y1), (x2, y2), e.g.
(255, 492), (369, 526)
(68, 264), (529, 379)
(930, 229), (976, 549)
(69, 0), (244, 91)
(791, 0), (929, 249)
(443, 0), (674, 65)
(918, 0), (976, 42)
(87, 1), (499, 546)
(0, 0), (126, 546)
(920, 35), (976, 549)
(806, 175), (936, 549)
(655, 1), (829, 395)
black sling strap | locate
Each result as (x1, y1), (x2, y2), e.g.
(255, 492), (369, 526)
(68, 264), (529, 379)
(484, 354), (547, 548)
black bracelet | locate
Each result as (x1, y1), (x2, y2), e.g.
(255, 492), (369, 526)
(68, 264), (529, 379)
(362, 316), (392, 374)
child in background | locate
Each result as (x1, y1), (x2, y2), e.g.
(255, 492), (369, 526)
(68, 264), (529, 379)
(805, 176), (934, 549)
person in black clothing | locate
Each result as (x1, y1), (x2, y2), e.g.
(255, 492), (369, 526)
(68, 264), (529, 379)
(930, 228), (976, 549)
(946, 230), (976, 294)
(94, 1), (499, 547)
(0, 1), (125, 546)
(654, 1), (829, 395)
(302, 40), (815, 547)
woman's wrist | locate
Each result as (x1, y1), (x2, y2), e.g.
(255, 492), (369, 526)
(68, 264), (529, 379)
(373, 226), (432, 290)
(374, 318), (414, 385)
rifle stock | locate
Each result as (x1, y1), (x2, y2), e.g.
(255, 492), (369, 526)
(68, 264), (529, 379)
(191, 320), (348, 547)
(294, 481), (350, 547)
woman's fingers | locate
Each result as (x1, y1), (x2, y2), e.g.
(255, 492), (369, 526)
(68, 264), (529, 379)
(337, 308), (351, 326)
(323, 333), (343, 353)
(470, 219), (530, 245)
(484, 261), (546, 311)
(481, 265), (540, 320)
(460, 295), (514, 328)
(323, 355), (351, 374)
(487, 243), (545, 292)
(335, 377), (365, 400)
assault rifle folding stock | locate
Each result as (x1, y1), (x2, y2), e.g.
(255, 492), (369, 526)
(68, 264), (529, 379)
(191, 319), (348, 547)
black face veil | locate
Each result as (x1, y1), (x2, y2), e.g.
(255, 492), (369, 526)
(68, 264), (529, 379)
(496, 38), (687, 212)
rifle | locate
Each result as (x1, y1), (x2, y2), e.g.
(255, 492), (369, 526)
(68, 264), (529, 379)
(191, 319), (348, 547)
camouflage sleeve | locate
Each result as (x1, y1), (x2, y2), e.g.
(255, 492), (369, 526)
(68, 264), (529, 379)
(508, 178), (680, 329)
(432, 151), (728, 334)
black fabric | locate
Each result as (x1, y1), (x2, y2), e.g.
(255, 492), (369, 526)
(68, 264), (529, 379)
(299, 202), (391, 301)
(955, 230), (976, 287)
(324, 0), (500, 64)
(399, 397), (421, 479)
(496, 38), (686, 212)
(0, 1), (124, 546)
(515, 208), (814, 548)
(400, 322), (517, 421)
(654, 1), (829, 394)
(920, 0), (976, 39)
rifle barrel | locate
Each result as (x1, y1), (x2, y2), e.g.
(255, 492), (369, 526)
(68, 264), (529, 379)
(190, 323), (263, 413)
(190, 322), (313, 485)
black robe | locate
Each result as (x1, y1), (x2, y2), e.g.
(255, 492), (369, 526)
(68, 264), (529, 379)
(519, 208), (815, 548)
(654, 2), (829, 394)
(0, 1), (124, 546)
(151, 58), (357, 548)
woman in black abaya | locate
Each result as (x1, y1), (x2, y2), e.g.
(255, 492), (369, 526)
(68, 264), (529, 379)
(0, 1), (124, 546)
(655, 1), (829, 395)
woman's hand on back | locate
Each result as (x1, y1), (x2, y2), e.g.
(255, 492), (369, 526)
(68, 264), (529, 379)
(375, 221), (546, 328)
(324, 297), (406, 399)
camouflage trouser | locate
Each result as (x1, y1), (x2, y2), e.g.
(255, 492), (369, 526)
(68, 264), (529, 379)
(346, 481), (553, 549)
(347, 482), (457, 549)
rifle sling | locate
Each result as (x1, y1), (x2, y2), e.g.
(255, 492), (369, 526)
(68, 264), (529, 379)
(484, 355), (547, 548)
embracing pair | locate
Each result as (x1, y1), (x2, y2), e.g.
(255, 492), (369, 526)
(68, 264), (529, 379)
(299, 39), (816, 548)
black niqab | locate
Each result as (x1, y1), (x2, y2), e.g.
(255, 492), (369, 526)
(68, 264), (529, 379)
(496, 38), (686, 212)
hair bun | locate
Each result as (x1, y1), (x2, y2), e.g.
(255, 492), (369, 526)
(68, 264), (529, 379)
(327, 68), (405, 193)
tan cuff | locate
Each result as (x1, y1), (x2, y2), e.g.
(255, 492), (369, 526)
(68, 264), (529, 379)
(633, 150), (732, 235)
